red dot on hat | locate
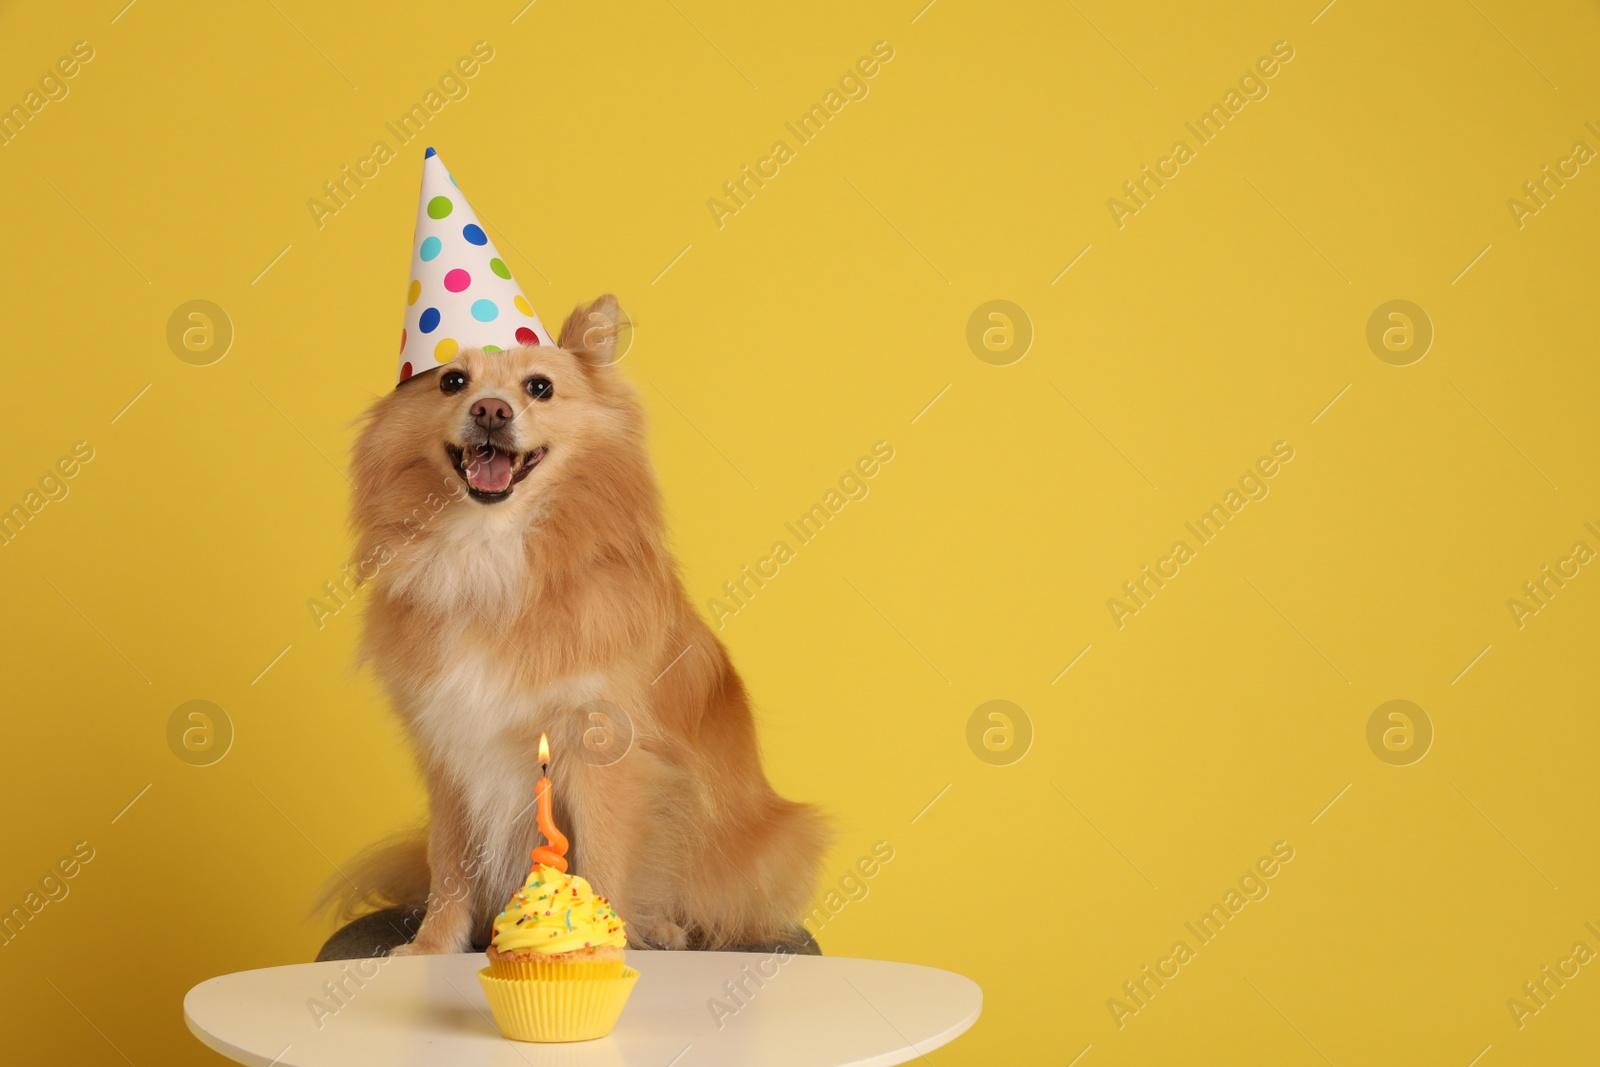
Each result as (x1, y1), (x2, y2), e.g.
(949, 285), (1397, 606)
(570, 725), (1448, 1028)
(400, 361), (414, 381)
(400, 328), (407, 353)
(515, 327), (539, 345)
(444, 269), (471, 293)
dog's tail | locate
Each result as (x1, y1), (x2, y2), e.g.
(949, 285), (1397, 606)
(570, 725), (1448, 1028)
(311, 827), (431, 922)
(694, 794), (832, 949)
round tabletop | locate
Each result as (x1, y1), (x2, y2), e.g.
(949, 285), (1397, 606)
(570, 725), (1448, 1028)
(184, 950), (982, 1067)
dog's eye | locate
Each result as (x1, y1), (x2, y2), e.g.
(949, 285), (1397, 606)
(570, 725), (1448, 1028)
(526, 376), (554, 401)
(441, 370), (468, 394)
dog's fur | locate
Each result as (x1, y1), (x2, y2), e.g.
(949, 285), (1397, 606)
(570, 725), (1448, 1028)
(335, 295), (826, 953)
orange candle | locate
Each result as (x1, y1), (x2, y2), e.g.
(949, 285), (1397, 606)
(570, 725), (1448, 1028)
(531, 732), (568, 872)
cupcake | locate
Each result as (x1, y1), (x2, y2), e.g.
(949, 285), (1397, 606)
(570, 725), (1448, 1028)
(477, 863), (639, 1042)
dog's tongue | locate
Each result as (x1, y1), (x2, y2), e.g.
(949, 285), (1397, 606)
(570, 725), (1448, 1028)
(466, 447), (513, 492)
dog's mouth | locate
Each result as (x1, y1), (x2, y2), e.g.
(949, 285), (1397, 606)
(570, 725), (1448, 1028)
(445, 443), (548, 503)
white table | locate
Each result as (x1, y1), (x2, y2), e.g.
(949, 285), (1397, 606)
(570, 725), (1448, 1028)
(185, 951), (981, 1066)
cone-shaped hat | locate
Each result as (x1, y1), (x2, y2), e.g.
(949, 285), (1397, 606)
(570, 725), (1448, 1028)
(397, 147), (553, 384)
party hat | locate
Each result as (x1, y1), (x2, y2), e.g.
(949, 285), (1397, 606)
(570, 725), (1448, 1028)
(396, 147), (553, 384)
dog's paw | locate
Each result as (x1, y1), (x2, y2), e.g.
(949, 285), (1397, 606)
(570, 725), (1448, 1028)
(631, 918), (689, 950)
(388, 938), (454, 957)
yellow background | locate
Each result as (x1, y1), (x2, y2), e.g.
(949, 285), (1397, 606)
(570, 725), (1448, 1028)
(2, 0), (1597, 1063)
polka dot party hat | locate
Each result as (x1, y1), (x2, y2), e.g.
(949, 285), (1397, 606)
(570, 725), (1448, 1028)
(397, 147), (553, 385)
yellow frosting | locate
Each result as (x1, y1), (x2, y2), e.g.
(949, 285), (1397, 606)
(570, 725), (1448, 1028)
(490, 864), (627, 955)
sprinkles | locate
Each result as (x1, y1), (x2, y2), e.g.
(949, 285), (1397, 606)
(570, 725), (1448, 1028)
(488, 864), (628, 953)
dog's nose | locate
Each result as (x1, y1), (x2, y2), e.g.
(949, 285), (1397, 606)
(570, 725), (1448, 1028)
(471, 397), (513, 431)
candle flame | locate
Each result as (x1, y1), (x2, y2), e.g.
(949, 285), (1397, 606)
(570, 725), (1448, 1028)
(538, 732), (550, 765)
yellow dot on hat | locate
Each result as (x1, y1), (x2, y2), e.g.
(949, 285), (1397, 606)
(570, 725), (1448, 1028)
(434, 337), (458, 362)
(514, 295), (533, 317)
(407, 280), (421, 306)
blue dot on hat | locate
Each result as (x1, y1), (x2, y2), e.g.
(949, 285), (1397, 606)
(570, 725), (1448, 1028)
(420, 236), (442, 261)
(471, 299), (499, 322)
(424, 146), (437, 158)
(462, 224), (487, 246)
(419, 307), (441, 333)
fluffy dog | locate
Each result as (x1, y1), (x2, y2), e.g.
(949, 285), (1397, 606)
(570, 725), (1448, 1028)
(338, 295), (826, 953)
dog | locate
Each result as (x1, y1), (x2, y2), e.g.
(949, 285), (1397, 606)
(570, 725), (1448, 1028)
(333, 295), (827, 954)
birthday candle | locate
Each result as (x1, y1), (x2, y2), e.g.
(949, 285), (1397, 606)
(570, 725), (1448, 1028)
(531, 732), (569, 872)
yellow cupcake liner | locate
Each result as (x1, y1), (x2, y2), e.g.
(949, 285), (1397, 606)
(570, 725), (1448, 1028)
(488, 956), (624, 981)
(477, 966), (640, 1042)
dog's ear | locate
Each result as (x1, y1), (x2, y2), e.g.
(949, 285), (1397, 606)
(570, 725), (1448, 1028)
(558, 294), (626, 366)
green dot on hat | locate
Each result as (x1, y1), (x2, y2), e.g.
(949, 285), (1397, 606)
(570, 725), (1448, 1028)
(427, 196), (453, 219)
(490, 257), (511, 279)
